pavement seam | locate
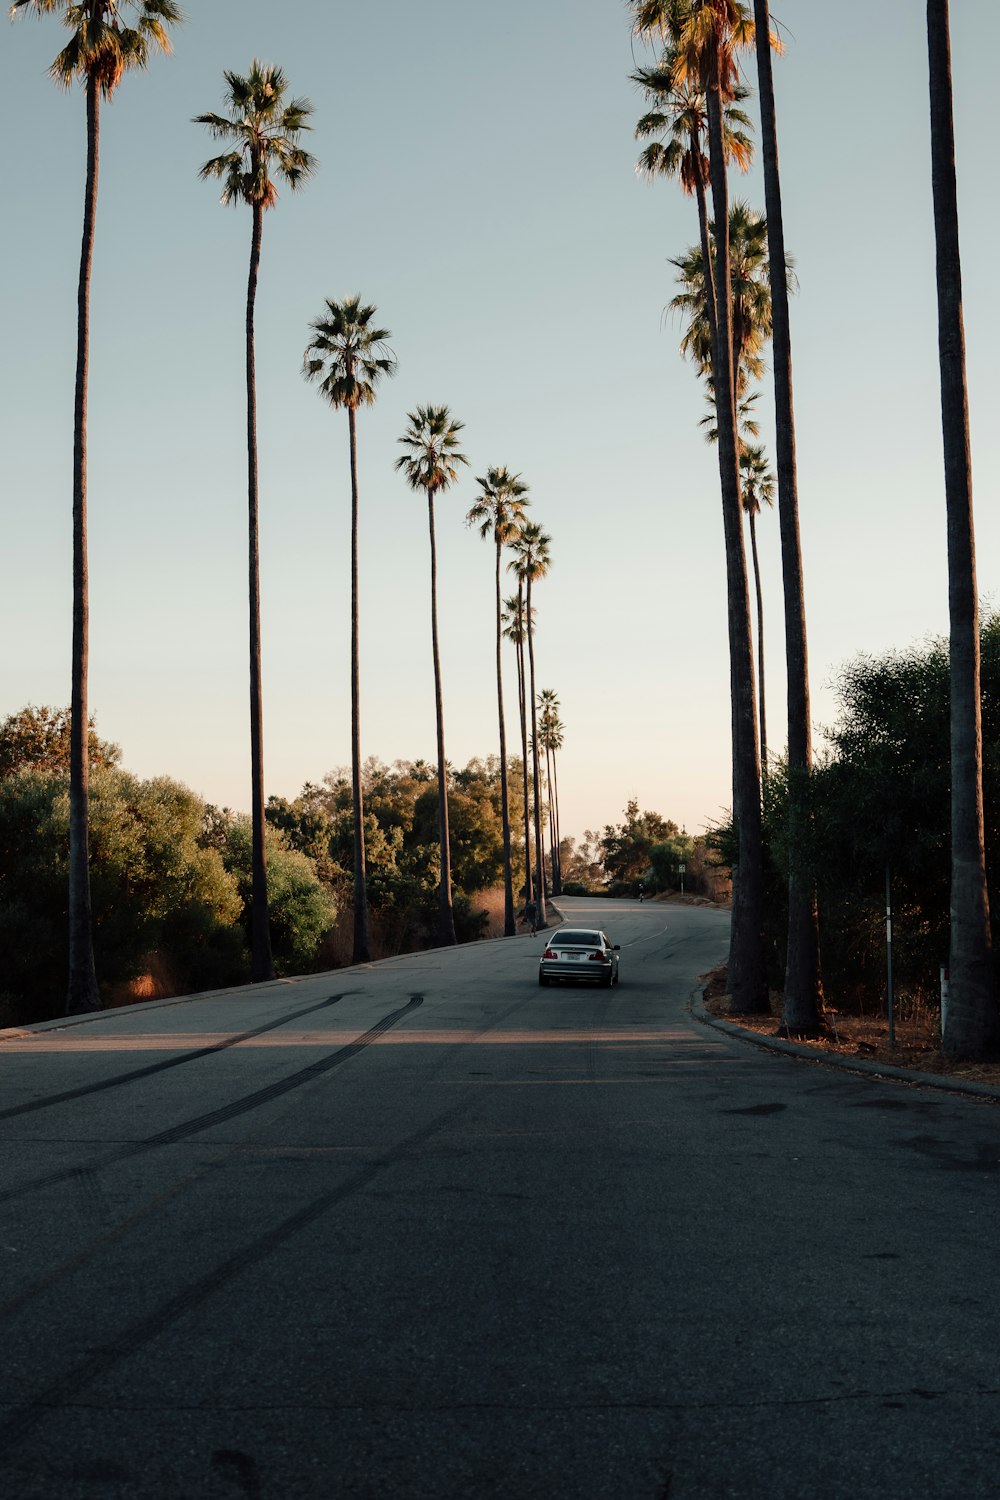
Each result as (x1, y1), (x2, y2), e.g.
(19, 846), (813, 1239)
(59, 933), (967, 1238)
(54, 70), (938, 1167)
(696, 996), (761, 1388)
(688, 987), (1000, 1104)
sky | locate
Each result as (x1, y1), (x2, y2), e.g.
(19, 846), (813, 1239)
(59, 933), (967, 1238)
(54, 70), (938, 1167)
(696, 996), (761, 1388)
(3, 1), (999, 848)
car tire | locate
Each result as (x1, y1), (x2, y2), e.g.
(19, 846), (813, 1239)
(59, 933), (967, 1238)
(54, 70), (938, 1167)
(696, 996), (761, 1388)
(538, 973), (549, 987)
(599, 971), (613, 988)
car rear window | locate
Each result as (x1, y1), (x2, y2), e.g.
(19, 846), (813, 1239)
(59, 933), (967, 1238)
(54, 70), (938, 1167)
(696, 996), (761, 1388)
(553, 931), (601, 947)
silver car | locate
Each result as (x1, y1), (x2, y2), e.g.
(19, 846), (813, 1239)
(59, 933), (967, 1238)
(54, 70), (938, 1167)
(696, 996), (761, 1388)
(538, 928), (621, 988)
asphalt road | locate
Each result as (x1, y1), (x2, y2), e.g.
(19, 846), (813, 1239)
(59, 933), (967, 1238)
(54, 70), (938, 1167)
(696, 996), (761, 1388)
(1, 896), (998, 1499)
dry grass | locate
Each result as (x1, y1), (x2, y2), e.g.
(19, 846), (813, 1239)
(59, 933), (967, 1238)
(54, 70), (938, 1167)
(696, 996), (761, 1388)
(701, 965), (1000, 1088)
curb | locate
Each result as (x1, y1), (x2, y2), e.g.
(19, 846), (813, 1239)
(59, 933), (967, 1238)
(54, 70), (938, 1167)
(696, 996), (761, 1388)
(688, 986), (1000, 1105)
(0, 901), (571, 1045)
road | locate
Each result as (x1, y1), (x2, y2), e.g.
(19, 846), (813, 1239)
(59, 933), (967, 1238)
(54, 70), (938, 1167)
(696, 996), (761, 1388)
(1, 895), (998, 1499)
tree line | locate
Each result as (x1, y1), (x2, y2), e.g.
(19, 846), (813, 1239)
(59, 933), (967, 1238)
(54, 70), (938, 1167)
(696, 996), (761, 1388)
(627, 0), (998, 1060)
(10, 2), (568, 1017)
(0, 707), (652, 1027)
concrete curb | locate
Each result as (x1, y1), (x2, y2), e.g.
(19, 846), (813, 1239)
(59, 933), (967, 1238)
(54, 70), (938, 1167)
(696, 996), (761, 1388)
(688, 986), (1000, 1105)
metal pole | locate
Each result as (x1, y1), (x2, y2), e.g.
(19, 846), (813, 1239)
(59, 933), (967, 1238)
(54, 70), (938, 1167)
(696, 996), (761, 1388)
(885, 863), (895, 1048)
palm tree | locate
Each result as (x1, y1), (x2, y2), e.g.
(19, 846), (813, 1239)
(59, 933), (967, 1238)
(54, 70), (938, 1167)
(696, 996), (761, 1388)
(739, 444), (774, 781)
(303, 297), (397, 965)
(926, 0), (998, 1059)
(673, 209), (774, 793)
(502, 590), (534, 905)
(467, 468), (530, 938)
(396, 406), (468, 946)
(11, 0), (182, 1015)
(633, 38), (753, 350)
(510, 524), (552, 928)
(750, 0), (823, 1033)
(669, 199), (773, 391)
(538, 690), (565, 896)
(195, 62), (316, 983)
(642, 0), (767, 1013)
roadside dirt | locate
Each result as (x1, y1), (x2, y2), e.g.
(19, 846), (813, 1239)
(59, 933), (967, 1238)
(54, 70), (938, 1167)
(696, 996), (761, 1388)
(701, 965), (1000, 1088)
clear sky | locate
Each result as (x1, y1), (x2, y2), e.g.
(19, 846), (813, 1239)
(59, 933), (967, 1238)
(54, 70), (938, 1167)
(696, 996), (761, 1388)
(3, 1), (999, 847)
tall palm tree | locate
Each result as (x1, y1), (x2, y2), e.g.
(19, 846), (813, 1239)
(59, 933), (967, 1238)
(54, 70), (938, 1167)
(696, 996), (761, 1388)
(538, 689), (565, 896)
(396, 406), (468, 946)
(926, 0), (998, 1059)
(633, 38), (753, 350)
(303, 296), (397, 965)
(739, 444), (774, 781)
(12, 0), (182, 1015)
(673, 209), (774, 792)
(642, 0), (767, 1013)
(196, 62), (316, 983)
(467, 468), (530, 938)
(669, 199), (773, 391)
(502, 590), (534, 905)
(510, 524), (552, 928)
(751, 0), (823, 1033)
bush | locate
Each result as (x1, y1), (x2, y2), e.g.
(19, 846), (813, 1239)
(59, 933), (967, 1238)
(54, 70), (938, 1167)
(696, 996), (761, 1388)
(0, 768), (245, 1023)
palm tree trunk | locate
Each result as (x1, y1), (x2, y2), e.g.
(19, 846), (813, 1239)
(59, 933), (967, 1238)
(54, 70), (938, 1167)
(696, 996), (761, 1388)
(67, 71), (102, 1017)
(551, 746), (563, 896)
(752, 0), (823, 1033)
(495, 542), (515, 936)
(247, 199), (274, 983)
(348, 404), (372, 963)
(692, 137), (718, 349)
(545, 740), (557, 892)
(526, 578), (547, 927)
(516, 583), (532, 904)
(705, 68), (766, 1014)
(427, 492), (457, 945)
(927, 0), (998, 1059)
(748, 509), (767, 781)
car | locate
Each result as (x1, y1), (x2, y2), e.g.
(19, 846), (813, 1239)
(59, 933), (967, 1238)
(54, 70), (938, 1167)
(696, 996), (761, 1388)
(538, 928), (621, 988)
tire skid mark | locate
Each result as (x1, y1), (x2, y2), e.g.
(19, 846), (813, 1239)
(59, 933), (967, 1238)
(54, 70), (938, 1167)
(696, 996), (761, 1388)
(0, 991), (351, 1122)
(0, 996), (424, 1209)
(0, 1096), (466, 1462)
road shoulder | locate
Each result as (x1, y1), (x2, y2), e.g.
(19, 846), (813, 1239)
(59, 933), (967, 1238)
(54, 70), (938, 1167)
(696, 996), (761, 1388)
(689, 984), (1000, 1104)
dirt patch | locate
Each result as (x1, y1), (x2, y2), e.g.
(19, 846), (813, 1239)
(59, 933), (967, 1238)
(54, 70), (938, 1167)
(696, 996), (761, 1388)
(699, 965), (1000, 1088)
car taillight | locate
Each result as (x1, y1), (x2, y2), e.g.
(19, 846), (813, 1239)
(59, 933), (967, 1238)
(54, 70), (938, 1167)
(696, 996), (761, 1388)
(542, 948), (557, 960)
(589, 950), (605, 961)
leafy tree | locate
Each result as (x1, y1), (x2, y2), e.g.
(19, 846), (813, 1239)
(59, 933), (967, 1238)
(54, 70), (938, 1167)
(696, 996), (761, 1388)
(0, 768), (244, 1025)
(396, 405), (469, 945)
(926, 0), (997, 1059)
(0, 706), (120, 780)
(510, 522), (552, 924)
(467, 467), (530, 936)
(303, 296), (397, 965)
(725, 621), (1000, 1034)
(217, 818), (336, 977)
(600, 800), (680, 887)
(559, 833), (605, 892)
(11, 0), (182, 1016)
(195, 62), (317, 984)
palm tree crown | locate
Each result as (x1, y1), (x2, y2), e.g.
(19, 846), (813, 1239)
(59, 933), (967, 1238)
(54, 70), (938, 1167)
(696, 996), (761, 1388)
(739, 442), (775, 517)
(11, 0), (181, 96)
(509, 521), (552, 588)
(669, 200), (774, 377)
(466, 466), (530, 545)
(303, 296), (396, 409)
(633, 60), (752, 189)
(195, 61), (316, 208)
(396, 406), (468, 495)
